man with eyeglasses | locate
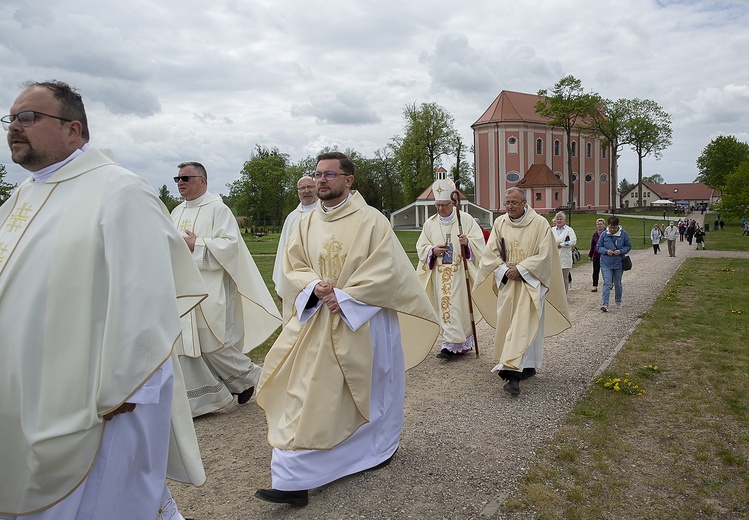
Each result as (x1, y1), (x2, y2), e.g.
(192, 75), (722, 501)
(0, 81), (206, 519)
(170, 161), (281, 417)
(255, 151), (439, 506)
(416, 178), (486, 359)
(473, 187), (570, 396)
(272, 175), (318, 304)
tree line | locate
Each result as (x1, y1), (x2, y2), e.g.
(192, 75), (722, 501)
(696, 135), (749, 219)
(535, 75), (672, 213)
(155, 102), (472, 226)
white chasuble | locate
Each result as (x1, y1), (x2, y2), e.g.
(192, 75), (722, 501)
(171, 193), (281, 357)
(416, 211), (485, 344)
(473, 206), (571, 368)
(0, 149), (206, 516)
(257, 192), (439, 451)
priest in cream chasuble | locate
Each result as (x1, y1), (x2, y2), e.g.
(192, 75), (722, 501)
(0, 149), (206, 517)
(416, 179), (486, 358)
(171, 161), (281, 416)
(473, 188), (570, 393)
(255, 153), (438, 500)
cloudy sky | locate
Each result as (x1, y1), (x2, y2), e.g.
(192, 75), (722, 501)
(1, 0), (748, 197)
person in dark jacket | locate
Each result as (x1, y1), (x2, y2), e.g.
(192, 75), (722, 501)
(596, 216), (632, 312)
(588, 218), (606, 292)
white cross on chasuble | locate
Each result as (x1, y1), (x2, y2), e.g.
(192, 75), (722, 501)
(0, 182), (56, 276)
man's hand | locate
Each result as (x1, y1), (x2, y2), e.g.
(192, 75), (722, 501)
(505, 265), (523, 281)
(313, 282), (333, 300)
(103, 402), (136, 421)
(314, 282), (341, 313)
(458, 234), (468, 247)
(183, 230), (197, 252)
(322, 290), (341, 314)
(433, 244), (448, 257)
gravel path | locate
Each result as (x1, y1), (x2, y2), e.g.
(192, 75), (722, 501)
(171, 226), (748, 519)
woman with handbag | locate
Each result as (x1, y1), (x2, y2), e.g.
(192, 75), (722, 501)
(596, 216), (632, 312)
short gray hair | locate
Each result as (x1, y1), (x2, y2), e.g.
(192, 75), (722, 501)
(505, 187), (526, 201)
(554, 211), (566, 221)
(178, 161), (207, 179)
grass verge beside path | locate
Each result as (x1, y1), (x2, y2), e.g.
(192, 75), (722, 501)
(503, 256), (749, 519)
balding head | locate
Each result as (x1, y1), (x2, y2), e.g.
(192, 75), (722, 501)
(296, 176), (317, 206)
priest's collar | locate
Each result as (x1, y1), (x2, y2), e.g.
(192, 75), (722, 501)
(33, 143), (90, 183)
(439, 209), (456, 223)
(302, 202), (317, 213)
(185, 192), (209, 208)
(509, 206), (528, 222)
(321, 193), (352, 212)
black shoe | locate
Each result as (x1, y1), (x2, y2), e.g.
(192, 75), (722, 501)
(503, 379), (520, 395)
(254, 488), (308, 506)
(235, 386), (255, 405)
(435, 348), (454, 359)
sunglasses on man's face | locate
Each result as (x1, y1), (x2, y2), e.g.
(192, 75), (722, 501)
(174, 175), (203, 183)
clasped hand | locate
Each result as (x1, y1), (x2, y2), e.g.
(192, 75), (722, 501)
(314, 282), (341, 314)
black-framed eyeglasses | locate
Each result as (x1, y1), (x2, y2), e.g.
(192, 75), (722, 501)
(1, 111), (73, 131)
(313, 170), (351, 181)
(174, 175), (204, 183)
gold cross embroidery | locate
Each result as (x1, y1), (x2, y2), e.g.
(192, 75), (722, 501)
(5, 202), (34, 233)
(434, 186), (444, 196)
(178, 219), (193, 233)
(0, 242), (7, 264)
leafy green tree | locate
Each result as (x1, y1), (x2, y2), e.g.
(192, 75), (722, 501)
(717, 161), (749, 219)
(394, 102), (458, 201)
(643, 174), (664, 184)
(536, 75), (598, 221)
(620, 98), (672, 207)
(451, 136), (474, 197)
(0, 163), (16, 205)
(228, 145), (291, 226)
(586, 96), (630, 213)
(158, 184), (180, 212)
(373, 147), (404, 214)
(696, 135), (749, 190)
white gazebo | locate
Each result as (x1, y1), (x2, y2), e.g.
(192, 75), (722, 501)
(390, 185), (493, 230)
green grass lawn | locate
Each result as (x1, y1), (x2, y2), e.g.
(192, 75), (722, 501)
(503, 257), (749, 518)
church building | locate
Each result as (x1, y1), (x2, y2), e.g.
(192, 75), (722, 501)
(472, 90), (612, 214)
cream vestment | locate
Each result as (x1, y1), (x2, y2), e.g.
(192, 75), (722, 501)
(0, 149), (206, 517)
(473, 206), (571, 370)
(256, 192), (438, 489)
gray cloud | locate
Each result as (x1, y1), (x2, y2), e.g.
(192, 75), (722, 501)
(291, 91), (381, 125)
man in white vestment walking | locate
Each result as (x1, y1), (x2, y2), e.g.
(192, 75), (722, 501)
(171, 161), (281, 417)
(416, 178), (485, 359)
(254, 152), (439, 506)
(0, 80), (205, 520)
(272, 175), (317, 302)
(473, 187), (571, 396)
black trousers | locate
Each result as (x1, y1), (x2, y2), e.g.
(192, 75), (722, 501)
(592, 257), (601, 287)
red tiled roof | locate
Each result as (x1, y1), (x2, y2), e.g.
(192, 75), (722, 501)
(518, 163), (567, 188)
(472, 90), (550, 127)
(639, 181), (720, 200)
